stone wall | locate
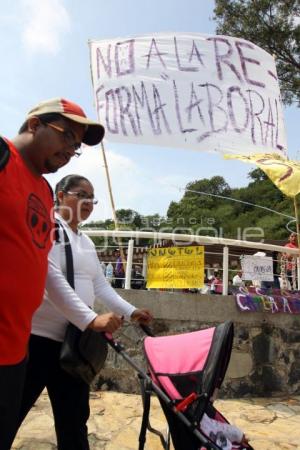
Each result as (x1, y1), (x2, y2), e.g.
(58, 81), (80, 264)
(94, 290), (300, 398)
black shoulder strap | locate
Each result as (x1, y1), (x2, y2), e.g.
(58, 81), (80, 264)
(54, 221), (61, 244)
(56, 220), (75, 289)
(0, 137), (10, 171)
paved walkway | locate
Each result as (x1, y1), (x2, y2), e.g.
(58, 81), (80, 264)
(13, 391), (300, 449)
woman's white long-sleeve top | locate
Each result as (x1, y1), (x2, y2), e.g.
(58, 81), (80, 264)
(31, 215), (136, 342)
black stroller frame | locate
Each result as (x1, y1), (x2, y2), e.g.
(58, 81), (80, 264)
(105, 331), (216, 450)
(105, 321), (253, 450)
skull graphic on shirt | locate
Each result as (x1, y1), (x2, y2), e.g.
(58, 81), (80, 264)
(26, 193), (51, 248)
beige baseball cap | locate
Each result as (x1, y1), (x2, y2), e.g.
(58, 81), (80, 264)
(27, 98), (105, 146)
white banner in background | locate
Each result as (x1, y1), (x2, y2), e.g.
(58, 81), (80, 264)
(89, 32), (287, 155)
(241, 255), (274, 282)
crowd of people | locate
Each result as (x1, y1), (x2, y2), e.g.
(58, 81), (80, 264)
(98, 231), (299, 295)
(100, 253), (145, 290)
(207, 234), (299, 294)
(188, 237), (299, 295)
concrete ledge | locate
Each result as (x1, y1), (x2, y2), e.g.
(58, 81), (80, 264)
(94, 290), (300, 397)
(104, 290), (300, 328)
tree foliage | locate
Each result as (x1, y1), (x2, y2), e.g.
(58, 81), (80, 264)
(116, 208), (142, 228)
(214, 0), (300, 105)
(84, 168), (295, 243)
(166, 168), (294, 240)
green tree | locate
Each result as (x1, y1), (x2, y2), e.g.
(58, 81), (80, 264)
(167, 176), (232, 235)
(139, 213), (165, 230)
(83, 170), (295, 241)
(247, 168), (268, 183)
(116, 208), (142, 229)
(167, 170), (294, 239)
(185, 176), (231, 197)
(214, 0), (300, 105)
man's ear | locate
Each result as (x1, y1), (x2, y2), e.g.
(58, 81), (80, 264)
(27, 117), (42, 134)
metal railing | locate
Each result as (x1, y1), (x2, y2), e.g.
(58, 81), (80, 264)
(84, 230), (300, 294)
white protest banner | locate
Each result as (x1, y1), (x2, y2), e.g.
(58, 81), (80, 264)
(241, 255), (274, 282)
(89, 32), (286, 155)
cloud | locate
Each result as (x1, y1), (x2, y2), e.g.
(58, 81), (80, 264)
(21, 0), (71, 54)
(45, 148), (187, 221)
(45, 148), (141, 221)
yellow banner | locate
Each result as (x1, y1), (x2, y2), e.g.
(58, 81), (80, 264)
(224, 153), (300, 197)
(147, 246), (204, 289)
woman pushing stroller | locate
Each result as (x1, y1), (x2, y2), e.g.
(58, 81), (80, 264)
(14, 174), (152, 450)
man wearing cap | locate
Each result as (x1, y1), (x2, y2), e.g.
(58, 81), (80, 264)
(0, 98), (104, 450)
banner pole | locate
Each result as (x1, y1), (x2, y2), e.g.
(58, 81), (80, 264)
(100, 141), (126, 265)
(293, 195), (300, 245)
(87, 42), (126, 270)
(293, 195), (300, 289)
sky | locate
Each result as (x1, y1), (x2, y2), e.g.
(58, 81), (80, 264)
(0, 0), (298, 222)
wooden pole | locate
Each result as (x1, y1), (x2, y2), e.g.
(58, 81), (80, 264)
(293, 195), (300, 247)
(293, 195), (300, 289)
(88, 44), (127, 267)
(100, 141), (126, 265)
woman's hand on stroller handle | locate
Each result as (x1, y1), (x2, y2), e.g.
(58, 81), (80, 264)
(130, 308), (153, 325)
(87, 312), (124, 333)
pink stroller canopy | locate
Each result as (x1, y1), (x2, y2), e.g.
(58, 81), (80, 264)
(144, 322), (234, 402)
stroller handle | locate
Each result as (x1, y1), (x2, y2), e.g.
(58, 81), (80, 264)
(139, 323), (155, 337)
(103, 323), (154, 345)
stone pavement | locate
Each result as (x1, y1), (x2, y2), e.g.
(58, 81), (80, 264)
(13, 391), (300, 449)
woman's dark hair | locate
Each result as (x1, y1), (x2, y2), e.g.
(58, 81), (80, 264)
(55, 174), (91, 207)
(18, 112), (63, 134)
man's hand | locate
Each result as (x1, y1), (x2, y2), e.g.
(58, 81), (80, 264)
(87, 313), (123, 333)
(130, 309), (153, 325)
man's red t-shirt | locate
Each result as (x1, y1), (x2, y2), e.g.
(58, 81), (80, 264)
(0, 138), (54, 364)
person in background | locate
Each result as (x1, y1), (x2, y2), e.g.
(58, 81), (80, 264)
(200, 274), (210, 294)
(232, 271), (244, 287)
(283, 232), (298, 289)
(0, 97), (105, 450)
(209, 271), (222, 295)
(272, 251), (281, 289)
(114, 249), (125, 288)
(131, 264), (145, 289)
(100, 261), (106, 275)
(15, 174), (153, 450)
(228, 279), (233, 295)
